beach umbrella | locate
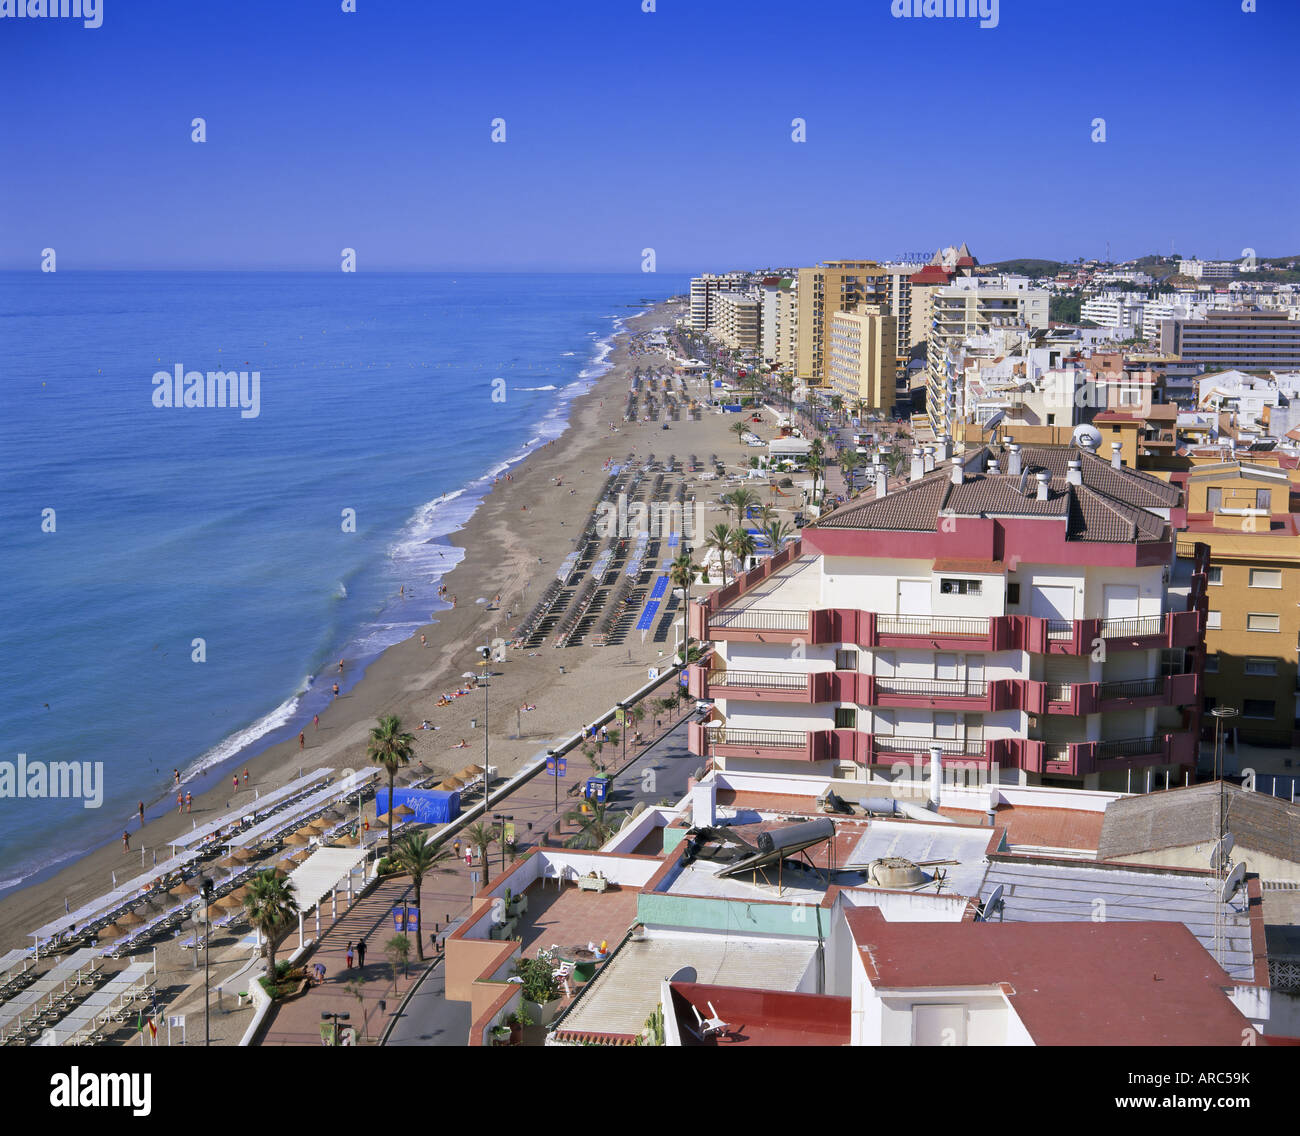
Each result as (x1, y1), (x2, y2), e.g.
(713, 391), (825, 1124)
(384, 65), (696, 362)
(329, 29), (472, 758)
(293, 825), (316, 839)
(109, 920), (136, 939)
(462, 763), (484, 775)
(169, 883), (197, 899)
(231, 848), (256, 863)
(231, 886), (250, 901)
(96, 924), (123, 943)
(216, 894), (243, 911)
(217, 855), (240, 869)
(440, 775), (465, 790)
(117, 910), (144, 927)
(288, 849), (312, 863)
(306, 818), (330, 832)
(334, 834), (359, 847)
(282, 833), (308, 846)
(394, 805), (415, 819)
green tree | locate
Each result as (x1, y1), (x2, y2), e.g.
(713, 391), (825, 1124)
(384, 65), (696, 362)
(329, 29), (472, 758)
(728, 527), (757, 575)
(243, 868), (300, 978)
(367, 715), (415, 857)
(563, 799), (623, 849)
(463, 820), (498, 889)
(704, 523), (735, 586)
(731, 420), (749, 447)
(840, 449), (862, 493)
(385, 933), (411, 986)
(763, 518), (794, 555)
(391, 832), (455, 962)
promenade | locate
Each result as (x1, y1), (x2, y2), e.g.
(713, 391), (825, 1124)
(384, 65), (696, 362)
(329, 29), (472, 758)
(258, 708), (699, 1046)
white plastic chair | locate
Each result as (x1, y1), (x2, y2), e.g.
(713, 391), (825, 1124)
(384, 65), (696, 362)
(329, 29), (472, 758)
(551, 961), (575, 998)
(693, 1001), (728, 1038)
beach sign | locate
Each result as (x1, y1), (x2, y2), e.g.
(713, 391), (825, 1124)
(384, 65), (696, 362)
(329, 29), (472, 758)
(546, 755), (567, 778)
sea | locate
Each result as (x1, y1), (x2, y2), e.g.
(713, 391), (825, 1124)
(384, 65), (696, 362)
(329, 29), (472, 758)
(0, 271), (685, 899)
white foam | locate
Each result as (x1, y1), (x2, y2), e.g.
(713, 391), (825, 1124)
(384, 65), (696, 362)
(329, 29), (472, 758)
(184, 688), (305, 779)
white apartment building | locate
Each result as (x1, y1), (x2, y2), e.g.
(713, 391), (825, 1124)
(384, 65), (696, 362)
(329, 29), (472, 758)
(711, 290), (763, 352)
(1179, 259), (1238, 281)
(760, 278), (798, 369)
(688, 272), (747, 331)
(1080, 292), (1145, 334)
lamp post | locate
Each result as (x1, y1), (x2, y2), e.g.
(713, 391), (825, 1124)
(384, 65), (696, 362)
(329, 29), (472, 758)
(493, 814), (514, 871)
(200, 875), (213, 1047)
(478, 645), (491, 811)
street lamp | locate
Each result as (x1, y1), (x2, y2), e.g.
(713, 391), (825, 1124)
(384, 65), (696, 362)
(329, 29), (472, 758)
(478, 645), (491, 811)
(492, 813), (514, 871)
(321, 1009), (350, 1046)
(200, 875), (214, 1047)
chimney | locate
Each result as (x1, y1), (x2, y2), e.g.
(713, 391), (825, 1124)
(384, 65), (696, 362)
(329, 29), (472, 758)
(1111, 441), (1123, 469)
(876, 469), (887, 499)
(910, 450), (925, 481)
(691, 780), (716, 827)
(940, 435), (954, 460)
(1067, 458), (1083, 486)
(1007, 442), (1022, 476)
(928, 745), (943, 808)
(951, 458), (964, 486)
(1035, 471), (1051, 501)
(923, 447), (935, 473)
(987, 456), (999, 475)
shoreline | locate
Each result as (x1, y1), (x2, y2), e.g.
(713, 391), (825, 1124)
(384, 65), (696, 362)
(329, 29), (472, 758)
(0, 294), (692, 950)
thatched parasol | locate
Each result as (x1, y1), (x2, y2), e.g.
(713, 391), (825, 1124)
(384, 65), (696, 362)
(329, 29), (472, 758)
(215, 893), (243, 911)
(288, 849), (312, 863)
(117, 910), (144, 927)
(394, 804), (416, 819)
(461, 763), (484, 775)
(217, 855), (241, 869)
(232, 847), (256, 863)
(440, 775), (465, 790)
(282, 833), (309, 846)
(333, 834), (359, 847)
(168, 882), (197, 899)
(293, 825), (316, 839)
(96, 924), (123, 942)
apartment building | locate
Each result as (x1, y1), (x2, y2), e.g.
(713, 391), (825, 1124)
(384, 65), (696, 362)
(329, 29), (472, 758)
(1179, 259), (1238, 281)
(711, 290), (762, 352)
(1177, 461), (1300, 747)
(1081, 291), (1146, 334)
(689, 441), (1203, 792)
(927, 276), (1050, 435)
(796, 261), (893, 385)
(688, 272), (746, 331)
(760, 277), (798, 369)
(1159, 310), (1300, 372)
(828, 304), (896, 413)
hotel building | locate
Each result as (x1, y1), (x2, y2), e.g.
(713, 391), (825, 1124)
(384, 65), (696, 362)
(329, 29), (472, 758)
(828, 304), (897, 414)
(1159, 310), (1300, 372)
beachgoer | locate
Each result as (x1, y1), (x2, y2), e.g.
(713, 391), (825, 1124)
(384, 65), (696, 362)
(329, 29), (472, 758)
(333, 683), (340, 698)
(453, 840), (460, 858)
(233, 775), (239, 793)
(346, 941), (354, 968)
(243, 768), (249, 784)
(313, 713), (319, 730)
(123, 831), (130, 852)
(174, 768), (180, 787)
(356, 939), (366, 968)
(186, 792), (192, 813)
(177, 792), (183, 814)
(420, 634), (427, 647)
(338, 658), (345, 672)
(138, 801), (145, 826)
(298, 731), (305, 751)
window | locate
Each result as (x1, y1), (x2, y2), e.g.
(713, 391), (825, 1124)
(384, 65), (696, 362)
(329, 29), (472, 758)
(1256, 489), (1270, 512)
(1245, 657), (1277, 676)
(1247, 613), (1280, 632)
(1250, 568), (1282, 589)
(834, 649), (858, 671)
(1007, 582), (1021, 605)
(1207, 611), (1222, 629)
(939, 578), (982, 596)
(1204, 653), (1219, 674)
(1207, 488), (1222, 512)
(1207, 566), (1222, 586)
(834, 707), (857, 730)
(1242, 699), (1276, 720)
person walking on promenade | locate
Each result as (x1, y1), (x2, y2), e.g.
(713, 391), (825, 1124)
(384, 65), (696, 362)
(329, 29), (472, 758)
(356, 938), (367, 969)
(346, 941), (354, 969)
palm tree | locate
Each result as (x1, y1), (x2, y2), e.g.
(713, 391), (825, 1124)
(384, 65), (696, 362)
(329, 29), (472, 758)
(756, 503), (777, 531)
(730, 420), (749, 448)
(829, 394), (844, 425)
(626, 703), (646, 743)
(728, 527), (757, 576)
(670, 551), (702, 662)
(391, 832), (454, 961)
(704, 523), (734, 586)
(840, 450), (861, 494)
(763, 518), (794, 555)
(463, 820), (498, 889)
(807, 453), (825, 508)
(778, 375), (795, 410)
(244, 869), (300, 978)
(563, 799), (623, 849)
(367, 715), (415, 857)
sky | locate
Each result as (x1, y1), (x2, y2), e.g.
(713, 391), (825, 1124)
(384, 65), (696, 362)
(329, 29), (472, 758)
(1, 0), (1297, 273)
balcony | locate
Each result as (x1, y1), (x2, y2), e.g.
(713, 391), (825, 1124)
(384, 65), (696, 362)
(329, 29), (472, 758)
(1019, 729), (1198, 777)
(691, 667), (825, 703)
(1030, 672), (1199, 715)
(688, 722), (826, 763)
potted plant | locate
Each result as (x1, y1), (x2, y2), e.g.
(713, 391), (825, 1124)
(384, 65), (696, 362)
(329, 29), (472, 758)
(506, 887), (527, 918)
(507, 1005), (533, 1045)
(513, 956), (564, 1025)
(490, 1022), (512, 1046)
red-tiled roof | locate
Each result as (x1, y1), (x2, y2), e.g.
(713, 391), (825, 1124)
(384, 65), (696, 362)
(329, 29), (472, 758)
(846, 908), (1250, 1045)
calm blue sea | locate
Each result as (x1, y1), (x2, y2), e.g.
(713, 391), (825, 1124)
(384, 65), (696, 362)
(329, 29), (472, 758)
(0, 271), (683, 897)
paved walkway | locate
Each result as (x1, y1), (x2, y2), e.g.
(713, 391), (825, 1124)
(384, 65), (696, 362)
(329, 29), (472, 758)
(257, 705), (698, 1045)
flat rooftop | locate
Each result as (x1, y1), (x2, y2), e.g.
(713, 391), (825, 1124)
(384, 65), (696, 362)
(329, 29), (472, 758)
(940, 804), (1103, 854)
(981, 860), (1258, 982)
(710, 555), (821, 623)
(553, 932), (818, 1044)
(516, 879), (641, 961)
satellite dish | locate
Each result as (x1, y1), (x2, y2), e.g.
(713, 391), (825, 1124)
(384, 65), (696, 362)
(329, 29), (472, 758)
(1072, 423), (1103, 451)
(1210, 832), (1234, 870)
(1220, 860), (1246, 903)
(980, 884), (1004, 921)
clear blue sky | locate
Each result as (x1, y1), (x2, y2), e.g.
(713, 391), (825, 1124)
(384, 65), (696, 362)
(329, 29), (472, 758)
(2, 0), (1296, 272)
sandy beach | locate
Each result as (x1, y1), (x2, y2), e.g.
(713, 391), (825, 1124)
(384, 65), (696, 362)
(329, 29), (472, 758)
(0, 293), (808, 1041)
